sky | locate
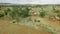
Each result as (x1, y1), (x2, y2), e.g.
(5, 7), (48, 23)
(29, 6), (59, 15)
(0, 0), (60, 4)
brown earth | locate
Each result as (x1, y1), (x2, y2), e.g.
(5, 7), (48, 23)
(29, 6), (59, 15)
(44, 17), (60, 31)
(0, 17), (51, 34)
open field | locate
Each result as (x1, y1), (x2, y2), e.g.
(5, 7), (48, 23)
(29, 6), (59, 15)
(0, 4), (60, 34)
(0, 18), (52, 34)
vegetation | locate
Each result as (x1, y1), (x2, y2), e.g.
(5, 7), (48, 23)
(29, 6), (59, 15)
(0, 5), (60, 34)
(0, 14), (4, 17)
(39, 11), (46, 17)
(57, 13), (60, 18)
(0, 11), (5, 17)
(21, 7), (30, 17)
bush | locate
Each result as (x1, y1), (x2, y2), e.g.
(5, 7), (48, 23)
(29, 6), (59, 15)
(0, 14), (4, 17)
(57, 13), (60, 18)
(9, 7), (20, 20)
(39, 11), (46, 17)
(5, 8), (11, 15)
(0, 11), (5, 18)
(54, 10), (60, 13)
(21, 7), (30, 17)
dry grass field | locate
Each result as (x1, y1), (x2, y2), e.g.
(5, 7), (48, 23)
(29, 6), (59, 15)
(0, 5), (60, 34)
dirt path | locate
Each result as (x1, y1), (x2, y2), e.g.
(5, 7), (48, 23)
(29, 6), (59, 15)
(0, 18), (51, 34)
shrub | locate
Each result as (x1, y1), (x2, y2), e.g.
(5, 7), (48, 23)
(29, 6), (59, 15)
(9, 7), (20, 20)
(0, 11), (5, 17)
(21, 7), (30, 17)
(39, 11), (46, 17)
(0, 14), (4, 17)
(5, 8), (11, 15)
(54, 10), (60, 13)
(57, 13), (60, 18)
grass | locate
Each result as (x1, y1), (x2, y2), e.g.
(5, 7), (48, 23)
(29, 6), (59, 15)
(10, 16), (60, 34)
(0, 5), (60, 34)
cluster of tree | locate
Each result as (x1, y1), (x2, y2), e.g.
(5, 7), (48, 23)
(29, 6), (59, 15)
(3, 7), (31, 20)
